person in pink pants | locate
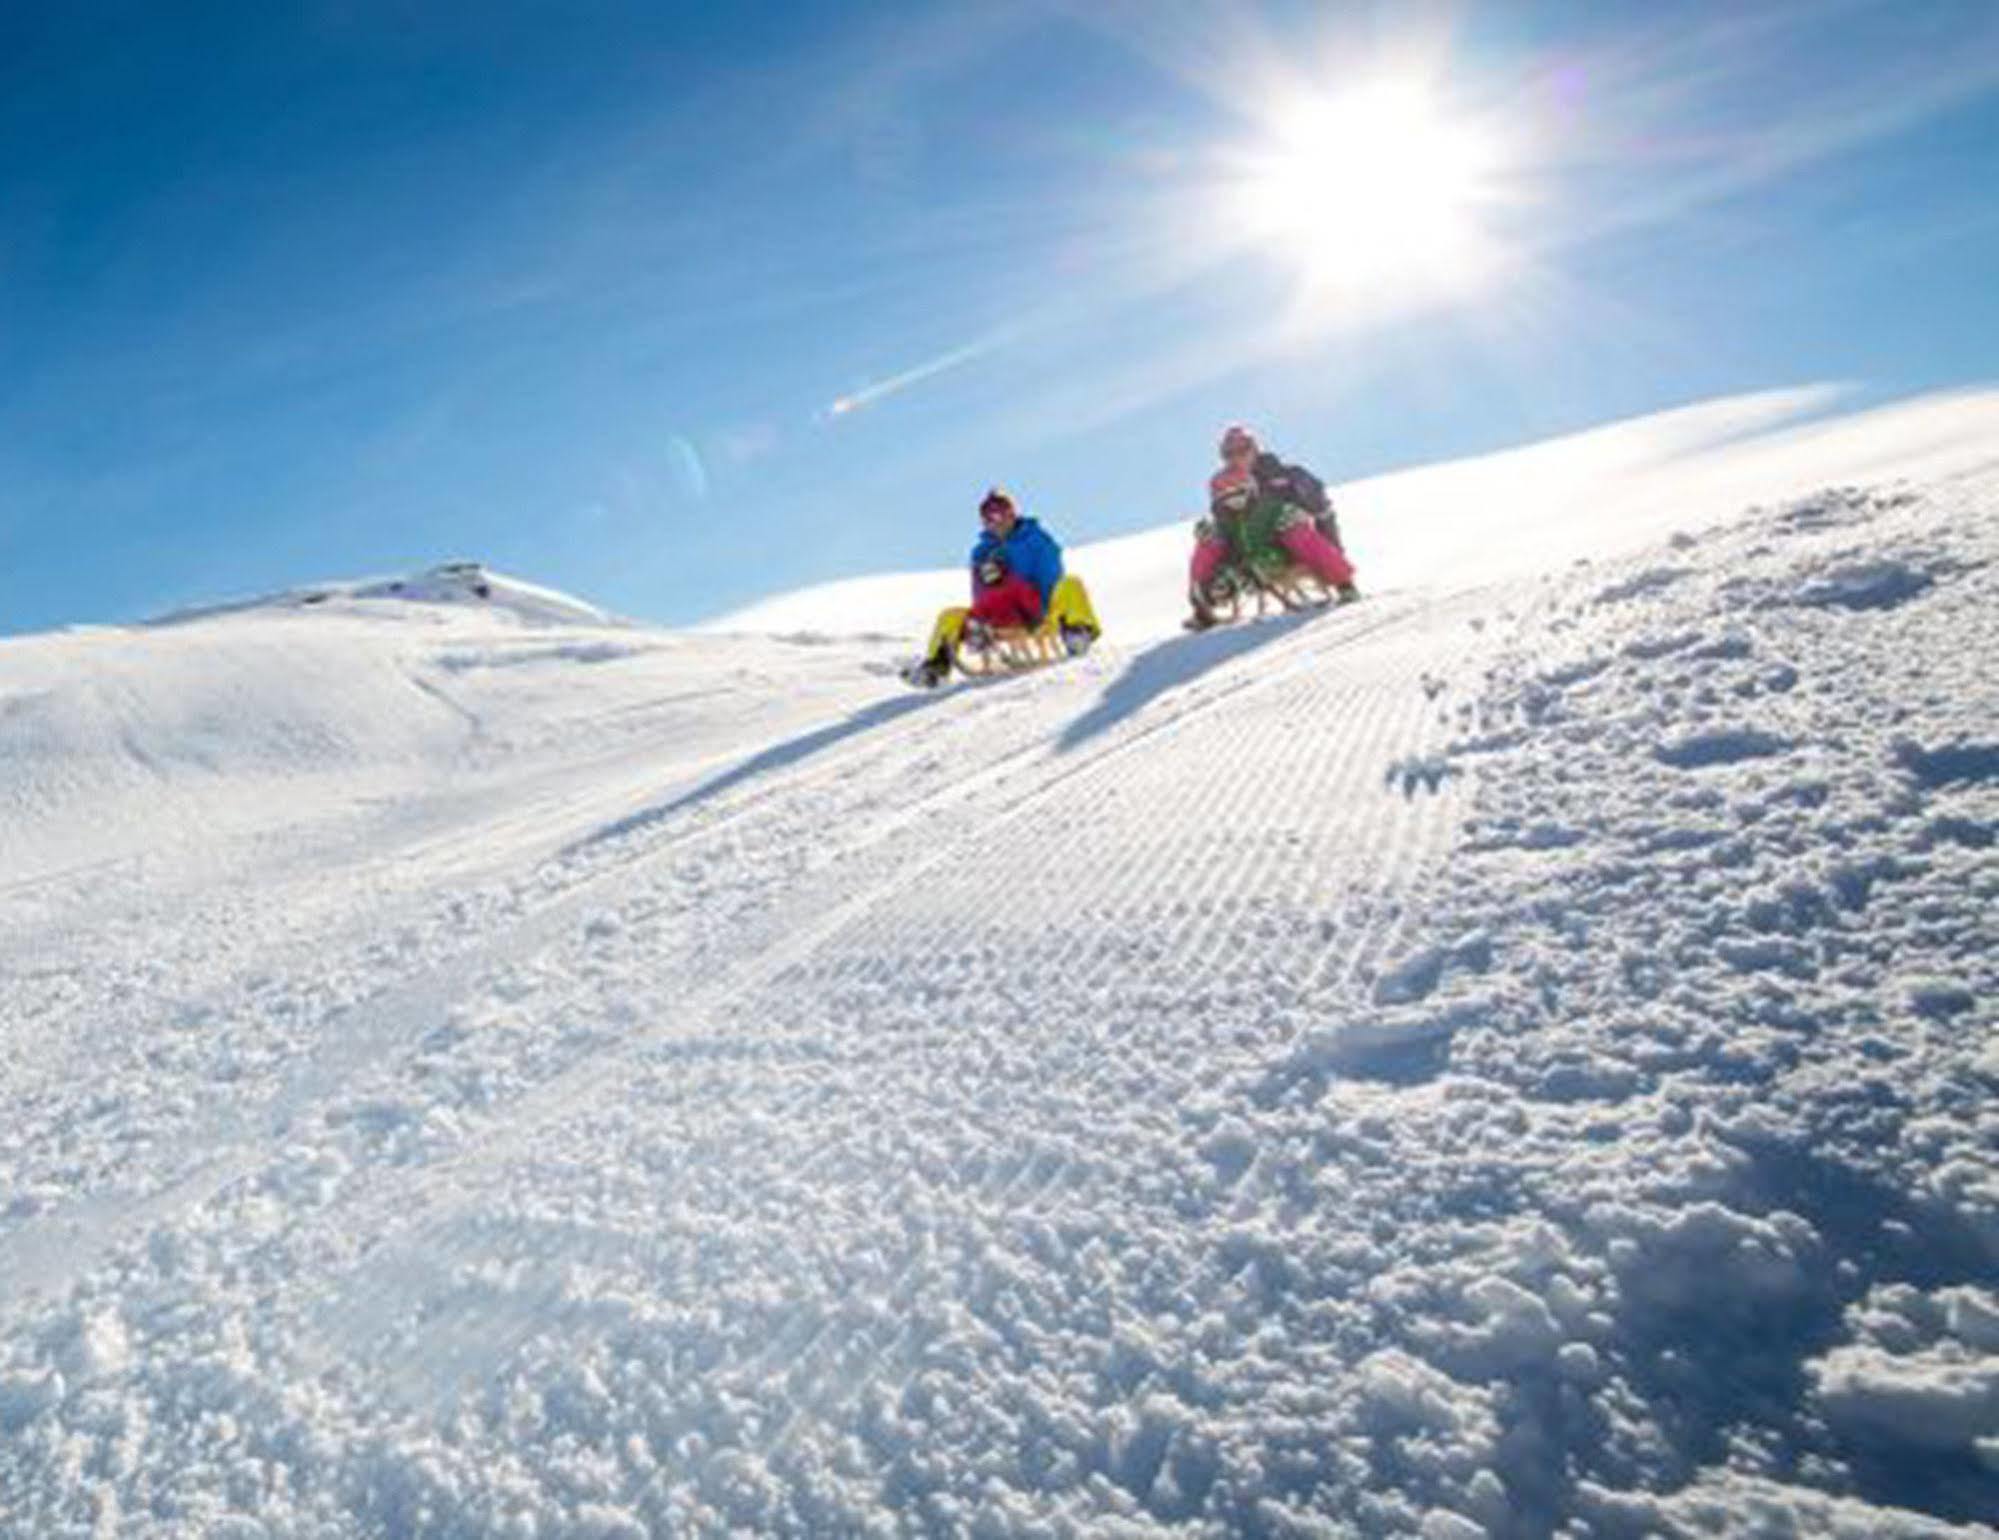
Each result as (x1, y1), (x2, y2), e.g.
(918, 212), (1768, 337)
(1188, 425), (1357, 628)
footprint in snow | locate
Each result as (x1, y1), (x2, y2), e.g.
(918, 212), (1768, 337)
(1653, 727), (1792, 770)
(1794, 559), (1935, 612)
(1892, 738), (1999, 788)
(1385, 755), (1460, 797)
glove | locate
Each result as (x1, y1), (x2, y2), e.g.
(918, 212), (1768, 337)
(977, 557), (1006, 588)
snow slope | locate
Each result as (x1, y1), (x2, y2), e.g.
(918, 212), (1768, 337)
(714, 385), (1999, 643)
(2, 413), (1996, 1537)
(1, 564), (896, 901)
(148, 562), (625, 630)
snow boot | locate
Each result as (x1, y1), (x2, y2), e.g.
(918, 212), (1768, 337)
(903, 641), (953, 688)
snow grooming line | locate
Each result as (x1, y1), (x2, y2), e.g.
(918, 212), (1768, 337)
(0, 586), (1413, 1341)
(286, 590), (1449, 1399)
(0, 579), (1476, 1540)
(0, 644), (1047, 1318)
(6, 482), (1995, 1536)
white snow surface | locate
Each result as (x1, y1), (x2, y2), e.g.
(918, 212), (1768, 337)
(3, 403), (1997, 1538)
(151, 561), (623, 631)
(713, 385), (1999, 643)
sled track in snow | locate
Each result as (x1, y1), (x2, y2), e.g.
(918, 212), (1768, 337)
(0, 658), (1058, 1310)
(293, 596), (1442, 1229)
(727, 613), (1482, 1475)
(0, 582), (1507, 1528)
(290, 588), (1505, 1454)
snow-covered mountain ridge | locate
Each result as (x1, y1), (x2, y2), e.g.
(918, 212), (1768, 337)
(1, 449), (1995, 1532)
(145, 561), (624, 630)
(0, 561), (891, 900)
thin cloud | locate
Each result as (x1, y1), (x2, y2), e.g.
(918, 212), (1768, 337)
(1538, 5), (1999, 253)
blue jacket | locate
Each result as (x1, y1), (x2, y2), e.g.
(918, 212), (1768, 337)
(970, 516), (1064, 609)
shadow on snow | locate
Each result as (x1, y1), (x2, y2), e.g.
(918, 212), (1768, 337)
(574, 612), (1313, 854)
(1057, 610), (1319, 753)
(571, 693), (941, 851)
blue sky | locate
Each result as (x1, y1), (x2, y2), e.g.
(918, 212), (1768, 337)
(3, 0), (1997, 634)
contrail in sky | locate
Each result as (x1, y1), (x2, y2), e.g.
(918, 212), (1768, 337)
(824, 330), (1015, 419)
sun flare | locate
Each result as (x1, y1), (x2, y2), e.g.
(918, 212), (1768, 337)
(1237, 76), (1507, 303)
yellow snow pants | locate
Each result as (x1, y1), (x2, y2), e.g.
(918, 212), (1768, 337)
(921, 575), (1101, 667)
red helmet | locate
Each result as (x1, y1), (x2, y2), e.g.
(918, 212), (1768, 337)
(979, 487), (1017, 521)
(1219, 424), (1259, 460)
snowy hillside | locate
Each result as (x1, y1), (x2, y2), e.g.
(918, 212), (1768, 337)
(1, 562), (893, 899)
(714, 386), (1999, 643)
(2, 421), (1996, 1535)
(148, 562), (626, 630)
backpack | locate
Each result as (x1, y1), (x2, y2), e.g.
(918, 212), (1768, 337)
(1254, 452), (1329, 515)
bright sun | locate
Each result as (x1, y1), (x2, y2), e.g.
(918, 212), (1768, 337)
(1237, 76), (1505, 303)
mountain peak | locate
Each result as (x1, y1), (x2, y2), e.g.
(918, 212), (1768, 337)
(147, 561), (620, 630)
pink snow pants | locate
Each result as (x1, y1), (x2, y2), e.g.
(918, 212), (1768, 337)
(1190, 520), (1355, 592)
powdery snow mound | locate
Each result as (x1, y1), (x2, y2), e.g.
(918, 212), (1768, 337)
(2, 473), (1996, 1536)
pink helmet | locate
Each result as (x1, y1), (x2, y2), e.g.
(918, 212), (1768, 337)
(1219, 424), (1259, 460)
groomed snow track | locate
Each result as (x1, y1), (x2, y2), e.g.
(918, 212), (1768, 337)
(3, 481), (1997, 1538)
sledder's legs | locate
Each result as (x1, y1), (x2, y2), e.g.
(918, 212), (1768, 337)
(1047, 574), (1101, 656)
(910, 576), (1100, 685)
(1274, 509), (1356, 591)
(1048, 575), (1100, 636)
(1187, 523), (1235, 626)
(968, 573), (1043, 629)
(1190, 524), (1232, 592)
(912, 605), (971, 682)
(911, 582), (1040, 686)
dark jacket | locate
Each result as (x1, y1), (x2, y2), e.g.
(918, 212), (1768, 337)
(1249, 452), (1328, 515)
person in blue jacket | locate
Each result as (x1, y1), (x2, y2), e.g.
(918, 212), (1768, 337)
(905, 488), (1100, 686)
(967, 487), (1063, 627)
